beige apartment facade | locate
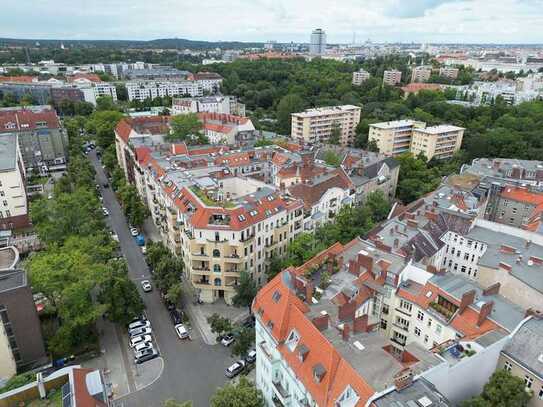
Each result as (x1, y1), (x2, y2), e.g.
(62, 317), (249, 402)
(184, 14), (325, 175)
(411, 66), (433, 83)
(410, 125), (465, 160)
(291, 105), (361, 146)
(368, 120), (420, 156)
(383, 69), (402, 86)
(439, 67), (460, 80)
(352, 69), (370, 85)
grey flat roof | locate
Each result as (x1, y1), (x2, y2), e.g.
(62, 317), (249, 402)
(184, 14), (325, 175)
(0, 270), (27, 293)
(467, 226), (543, 294)
(429, 273), (526, 332)
(0, 134), (17, 172)
(502, 318), (543, 379)
(374, 377), (451, 406)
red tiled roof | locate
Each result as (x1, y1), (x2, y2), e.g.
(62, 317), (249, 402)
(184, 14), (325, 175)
(197, 112), (249, 125)
(213, 152), (251, 167)
(115, 116), (171, 144)
(252, 268), (375, 406)
(68, 73), (102, 83)
(500, 187), (543, 206)
(72, 368), (107, 407)
(0, 108), (60, 133)
(0, 75), (37, 83)
(288, 169), (353, 210)
(401, 83), (444, 94)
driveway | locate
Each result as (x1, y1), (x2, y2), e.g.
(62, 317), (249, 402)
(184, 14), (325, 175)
(89, 151), (233, 407)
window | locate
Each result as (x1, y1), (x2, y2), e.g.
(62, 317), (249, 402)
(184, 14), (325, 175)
(213, 264), (221, 273)
(435, 324), (442, 334)
(381, 319), (387, 330)
(382, 304), (389, 315)
(417, 311), (424, 321)
(414, 327), (421, 336)
(525, 375), (533, 389)
(2, 200), (6, 206)
(504, 361), (512, 371)
(424, 335), (429, 344)
(286, 329), (300, 352)
(213, 249), (220, 257)
(427, 318), (432, 327)
(399, 300), (412, 312)
(538, 386), (543, 400)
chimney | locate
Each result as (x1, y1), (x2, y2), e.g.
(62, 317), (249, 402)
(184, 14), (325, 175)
(312, 312), (329, 331)
(477, 301), (494, 326)
(459, 289), (476, 314)
(482, 282), (500, 296)
(353, 314), (369, 333)
(526, 240), (532, 249)
(357, 252), (374, 274)
(342, 323), (351, 341)
(529, 256), (543, 266)
(348, 259), (359, 276)
(356, 166), (364, 177)
(499, 262), (512, 272)
(305, 282), (314, 304)
(393, 369), (414, 391)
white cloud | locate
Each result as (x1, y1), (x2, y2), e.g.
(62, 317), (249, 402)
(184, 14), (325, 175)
(0, 0), (542, 43)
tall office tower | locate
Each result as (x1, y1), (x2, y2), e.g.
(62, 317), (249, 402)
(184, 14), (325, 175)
(309, 28), (326, 55)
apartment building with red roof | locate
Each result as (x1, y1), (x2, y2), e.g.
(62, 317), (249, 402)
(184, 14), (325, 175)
(488, 186), (543, 230)
(253, 234), (530, 406)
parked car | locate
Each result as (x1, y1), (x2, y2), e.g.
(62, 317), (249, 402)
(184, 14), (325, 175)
(141, 246), (147, 254)
(242, 315), (255, 329)
(102, 182), (109, 188)
(175, 324), (189, 339)
(141, 280), (152, 293)
(102, 207), (109, 216)
(225, 360), (245, 378)
(134, 234), (145, 246)
(134, 348), (158, 364)
(164, 300), (176, 311)
(133, 341), (154, 353)
(169, 310), (182, 325)
(245, 349), (257, 364)
(129, 327), (152, 338)
(221, 334), (235, 347)
(128, 320), (150, 331)
(130, 334), (152, 348)
(130, 227), (139, 237)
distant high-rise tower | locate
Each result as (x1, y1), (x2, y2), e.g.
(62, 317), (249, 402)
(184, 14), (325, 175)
(309, 28), (326, 55)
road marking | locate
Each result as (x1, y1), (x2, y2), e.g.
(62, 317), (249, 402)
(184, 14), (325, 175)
(134, 357), (164, 392)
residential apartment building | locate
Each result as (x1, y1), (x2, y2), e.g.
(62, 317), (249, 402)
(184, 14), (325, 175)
(193, 72), (223, 93)
(0, 106), (68, 173)
(291, 105), (361, 146)
(439, 67), (459, 80)
(411, 66), (433, 83)
(369, 120), (464, 160)
(172, 96), (245, 116)
(486, 186), (543, 229)
(410, 125), (465, 160)
(467, 219), (543, 311)
(383, 70), (402, 86)
(497, 317), (543, 407)
(368, 120), (420, 156)
(253, 235), (529, 406)
(0, 267), (47, 380)
(0, 134), (30, 234)
(71, 78), (118, 106)
(352, 69), (370, 86)
(126, 80), (204, 101)
(197, 112), (256, 145)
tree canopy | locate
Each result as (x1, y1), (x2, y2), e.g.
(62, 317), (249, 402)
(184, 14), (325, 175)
(461, 370), (531, 407)
(167, 113), (207, 144)
(210, 377), (264, 407)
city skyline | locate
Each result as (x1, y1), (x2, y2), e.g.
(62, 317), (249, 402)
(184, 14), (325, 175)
(2, 0), (543, 44)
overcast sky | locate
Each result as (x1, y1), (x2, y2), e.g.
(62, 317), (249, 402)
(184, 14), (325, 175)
(2, 0), (543, 44)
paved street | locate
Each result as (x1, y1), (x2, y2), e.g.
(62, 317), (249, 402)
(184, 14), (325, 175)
(89, 151), (234, 407)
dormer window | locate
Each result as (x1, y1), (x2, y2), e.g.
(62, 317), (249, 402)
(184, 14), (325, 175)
(313, 363), (326, 383)
(250, 210), (258, 217)
(286, 329), (300, 352)
(238, 214), (246, 222)
(297, 344), (309, 362)
(272, 290), (281, 303)
(335, 385), (359, 407)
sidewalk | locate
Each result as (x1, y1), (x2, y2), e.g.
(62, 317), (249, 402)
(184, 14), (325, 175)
(181, 284), (249, 345)
(82, 318), (133, 399)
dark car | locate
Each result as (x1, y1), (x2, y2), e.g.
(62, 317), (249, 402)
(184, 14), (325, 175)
(164, 300), (176, 311)
(102, 182), (109, 188)
(242, 315), (255, 329)
(170, 309), (183, 325)
(134, 348), (158, 364)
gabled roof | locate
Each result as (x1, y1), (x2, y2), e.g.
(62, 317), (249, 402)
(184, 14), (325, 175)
(0, 108), (60, 134)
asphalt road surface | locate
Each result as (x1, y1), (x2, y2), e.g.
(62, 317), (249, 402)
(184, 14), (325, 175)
(89, 151), (233, 407)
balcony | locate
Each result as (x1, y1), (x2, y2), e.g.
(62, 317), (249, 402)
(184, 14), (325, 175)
(240, 234), (255, 243)
(224, 255), (243, 264)
(193, 280), (211, 289)
(391, 336), (407, 347)
(191, 252), (209, 258)
(271, 378), (291, 406)
(393, 322), (410, 333)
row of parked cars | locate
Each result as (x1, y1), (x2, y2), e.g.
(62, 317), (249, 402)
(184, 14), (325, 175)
(128, 316), (159, 364)
(225, 349), (256, 378)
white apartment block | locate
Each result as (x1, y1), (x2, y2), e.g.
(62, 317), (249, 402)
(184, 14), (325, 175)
(0, 135), (27, 224)
(72, 79), (117, 106)
(126, 80), (204, 101)
(439, 67), (459, 80)
(352, 69), (370, 85)
(369, 121), (465, 160)
(172, 96), (245, 116)
(383, 70), (402, 86)
(411, 66), (433, 83)
(291, 105), (361, 146)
